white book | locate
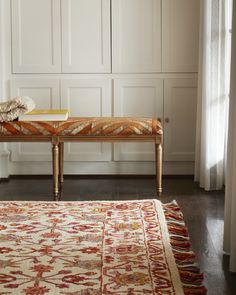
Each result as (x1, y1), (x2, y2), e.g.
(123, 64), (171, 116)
(18, 109), (69, 121)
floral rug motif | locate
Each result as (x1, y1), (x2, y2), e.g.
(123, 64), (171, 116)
(0, 200), (207, 294)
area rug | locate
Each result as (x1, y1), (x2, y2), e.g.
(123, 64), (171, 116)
(0, 200), (207, 295)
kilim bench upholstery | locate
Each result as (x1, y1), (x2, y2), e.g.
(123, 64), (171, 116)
(0, 117), (163, 199)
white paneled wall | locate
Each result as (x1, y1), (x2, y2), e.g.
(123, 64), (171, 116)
(113, 78), (163, 161)
(61, 0), (111, 73)
(8, 0), (200, 175)
(10, 79), (60, 161)
(162, 0), (200, 72)
(112, 0), (162, 73)
(61, 79), (112, 161)
(163, 79), (198, 161)
(12, 0), (61, 73)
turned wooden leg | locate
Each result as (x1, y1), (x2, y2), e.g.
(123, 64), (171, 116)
(156, 142), (162, 197)
(59, 142), (64, 184)
(52, 142), (59, 200)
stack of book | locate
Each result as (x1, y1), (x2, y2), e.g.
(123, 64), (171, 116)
(18, 109), (69, 121)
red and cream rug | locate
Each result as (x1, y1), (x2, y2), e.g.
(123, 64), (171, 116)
(0, 200), (207, 295)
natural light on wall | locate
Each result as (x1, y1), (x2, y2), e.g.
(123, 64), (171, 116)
(195, 0), (233, 190)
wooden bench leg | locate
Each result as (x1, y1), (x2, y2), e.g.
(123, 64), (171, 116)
(52, 142), (59, 200)
(156, 142), (162, 196)
(59, 142), (64, 184)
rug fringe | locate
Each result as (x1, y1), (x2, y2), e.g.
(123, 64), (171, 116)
(162, 202), (207, 295)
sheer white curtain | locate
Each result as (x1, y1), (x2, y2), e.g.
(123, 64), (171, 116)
(195, 0), (232, 190)
(224, 0), (236, 273)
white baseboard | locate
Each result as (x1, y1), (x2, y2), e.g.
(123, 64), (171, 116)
(8, 161), (194, 176)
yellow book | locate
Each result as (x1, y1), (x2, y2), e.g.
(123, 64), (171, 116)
(18, 109), (69, 121)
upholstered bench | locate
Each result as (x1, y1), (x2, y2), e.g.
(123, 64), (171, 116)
(0, 117), (163, 199)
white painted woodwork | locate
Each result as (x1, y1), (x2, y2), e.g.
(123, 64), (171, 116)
(112, 0), (161, 73)
(61, 0), (111, 73)
(61, 79), (112, 161)
(114, 78), (163, 161)
(10, 79), (60, 161)
(162, 0), (200, 72)
(164, 79), (198, 161)
(12, 0), (61, 73)
(7, 0), (200, 175)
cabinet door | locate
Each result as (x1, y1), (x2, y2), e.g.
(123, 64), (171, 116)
(114, 79), (163, 161)
(12, 0), (61, 73)
(112, 0), (161, 73)
(10, 79), (60, 161)
(164, 79), (197, 161)
(61, 79), (112, 161)
(162, 0), (200, 72)
(61, 0), (111, 73)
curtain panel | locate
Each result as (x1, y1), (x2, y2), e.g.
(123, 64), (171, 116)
(195, 0), (232, 190)
(224, 0), (236, 273)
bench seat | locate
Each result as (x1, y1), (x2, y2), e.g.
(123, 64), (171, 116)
(0, 117), (162, 137)
(0, 117), (163, 199)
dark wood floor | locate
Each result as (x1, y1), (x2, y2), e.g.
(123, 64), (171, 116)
(0, 176), (235, 295)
